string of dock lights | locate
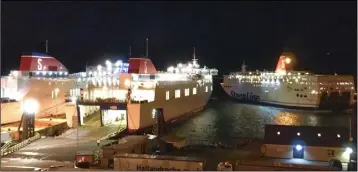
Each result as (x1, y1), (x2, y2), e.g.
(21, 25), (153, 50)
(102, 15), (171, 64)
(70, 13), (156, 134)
(74, 60), (128, 86)
(276, 130), (354, 159)
(292, 144), (354, 160)
(166, 62), (218, 75)
(34, 71), (68, 76)
(95, 60), (129, 74)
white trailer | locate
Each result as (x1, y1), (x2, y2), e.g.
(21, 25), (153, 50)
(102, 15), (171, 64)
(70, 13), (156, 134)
(1, 132), (12, 144)
(114, 153), (205, 171)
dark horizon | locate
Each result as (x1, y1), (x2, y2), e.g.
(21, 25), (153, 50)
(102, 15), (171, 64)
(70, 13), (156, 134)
(1, 2), (357, 76)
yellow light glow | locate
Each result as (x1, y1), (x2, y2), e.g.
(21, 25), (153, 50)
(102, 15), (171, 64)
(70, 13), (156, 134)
(342, 147), (353, 162)
(124, 79), (131, 87)
(285, 57), (291, 64)
(23, 99), (39, 114)
(143, 82), (153, 88)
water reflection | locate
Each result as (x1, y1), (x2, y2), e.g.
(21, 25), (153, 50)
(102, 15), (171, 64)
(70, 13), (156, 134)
(274, 112), (302, 126)
(307, 115), (318, 126)
(170, 100), (351, 146)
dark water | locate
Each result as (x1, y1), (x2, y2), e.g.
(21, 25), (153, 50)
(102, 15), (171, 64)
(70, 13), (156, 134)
(170, 98), (352, 147)
(168, 79), (354, 147)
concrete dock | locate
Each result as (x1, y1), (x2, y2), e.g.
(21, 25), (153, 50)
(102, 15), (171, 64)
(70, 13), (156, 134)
(1, 112), (126, 170)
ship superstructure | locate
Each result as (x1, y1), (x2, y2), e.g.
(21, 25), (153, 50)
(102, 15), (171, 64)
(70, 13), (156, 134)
(221, 52), (356, 110)
(71, 48), (218, 132)
(1, 46), (218, 134)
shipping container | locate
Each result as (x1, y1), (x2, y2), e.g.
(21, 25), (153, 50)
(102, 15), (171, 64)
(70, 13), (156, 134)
(100, 135), (148, 169)
(114, 153), (205, 171)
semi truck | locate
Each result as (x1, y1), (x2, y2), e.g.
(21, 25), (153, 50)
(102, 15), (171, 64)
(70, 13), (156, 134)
(114, 153), (205, 171)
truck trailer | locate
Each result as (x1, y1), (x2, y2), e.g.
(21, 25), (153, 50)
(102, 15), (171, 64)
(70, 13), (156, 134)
(114, 153), (205, 171)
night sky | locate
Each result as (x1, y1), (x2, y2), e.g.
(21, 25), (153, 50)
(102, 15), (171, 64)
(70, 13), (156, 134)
(1, 2), (357, 76)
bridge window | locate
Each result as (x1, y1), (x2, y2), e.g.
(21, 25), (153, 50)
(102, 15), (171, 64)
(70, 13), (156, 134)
(166, 91), (170, 100)
(185, 88), (190, 96)
(51, 88), (60, 99)
(205, 86), (208, 92)
(211, 86), (213, 91)
(193, 88), (197, 95)
(175, 89), (180, 98)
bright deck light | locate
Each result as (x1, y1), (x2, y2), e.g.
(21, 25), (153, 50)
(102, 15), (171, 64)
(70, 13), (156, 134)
(23, 99), (39, 114)
(345, 147), (353, 154)
(296, 144), (302, 151)
(105, 60), (112, 66)
(115, 60), (122, 67)
(71, 96), (77, 104)
(97, 65), (102, 71)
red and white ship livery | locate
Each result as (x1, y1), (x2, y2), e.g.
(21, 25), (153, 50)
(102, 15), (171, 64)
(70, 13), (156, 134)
(1, 52), (75, 124)
(221, 52), (356, 110)
(1, 49), (218, 134)
(71, 49), (218, 133)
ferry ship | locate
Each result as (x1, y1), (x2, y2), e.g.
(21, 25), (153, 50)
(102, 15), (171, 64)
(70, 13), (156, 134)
(221, 52), (356, 110)
(72, 47), (218, 133)
(1, 46), (218, 133)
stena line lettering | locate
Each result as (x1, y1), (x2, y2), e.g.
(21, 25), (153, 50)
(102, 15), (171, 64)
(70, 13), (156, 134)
(230, 90), (260, 101)
(37, 59), (43, 70)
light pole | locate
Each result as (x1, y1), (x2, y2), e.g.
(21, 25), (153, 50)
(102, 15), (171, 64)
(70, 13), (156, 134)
(19, 99), (39, 140)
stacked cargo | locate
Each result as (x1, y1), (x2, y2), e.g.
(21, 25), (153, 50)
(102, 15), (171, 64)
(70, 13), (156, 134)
(99, 135), (148, 169)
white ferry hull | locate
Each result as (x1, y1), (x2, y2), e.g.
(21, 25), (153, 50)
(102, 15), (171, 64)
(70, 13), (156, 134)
(126, 82), (212, 132)
(221, 81), (355, 110)
(221, 82), (318, 109)
(73, 80), (213, 133)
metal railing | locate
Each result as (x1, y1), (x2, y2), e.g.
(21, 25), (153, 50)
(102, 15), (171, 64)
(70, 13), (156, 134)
(1, 141), (14, 151)
(1, 133), (41, 157)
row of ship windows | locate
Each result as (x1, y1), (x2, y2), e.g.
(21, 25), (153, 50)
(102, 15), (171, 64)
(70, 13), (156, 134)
(296, 94), (307, 98)
(294, 88), (306, 91)
(165, 86), (212, 100)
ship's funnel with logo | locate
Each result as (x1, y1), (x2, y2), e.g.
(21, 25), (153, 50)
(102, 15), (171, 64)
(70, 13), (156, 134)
(275, 52), (296, 74)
